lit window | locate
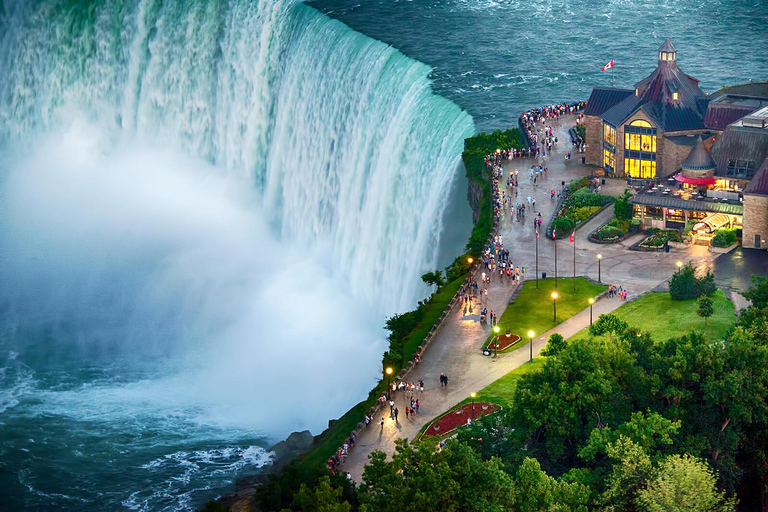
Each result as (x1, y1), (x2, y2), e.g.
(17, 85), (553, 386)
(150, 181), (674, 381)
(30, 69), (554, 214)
(672, 92), (679, 100)
(635, 88), (639, 96)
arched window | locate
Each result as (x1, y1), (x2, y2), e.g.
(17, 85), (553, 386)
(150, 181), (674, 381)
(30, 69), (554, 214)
(630, 120), (652, 128)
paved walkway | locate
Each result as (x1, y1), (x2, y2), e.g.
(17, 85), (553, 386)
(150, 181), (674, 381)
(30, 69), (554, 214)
(342, 115), (721, 481)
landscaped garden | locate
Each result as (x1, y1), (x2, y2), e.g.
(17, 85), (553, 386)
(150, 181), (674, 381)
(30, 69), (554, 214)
(637, 228), (685, 249)
(590, 189), (641, 242)
(421, 402), (501, 439)
(711, 227), (739, 248)
(551, 178), (613, 238)
(483, 277), (607, 353)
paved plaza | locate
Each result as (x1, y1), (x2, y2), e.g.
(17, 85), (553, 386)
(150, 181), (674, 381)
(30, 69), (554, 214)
(341, 114), (739, 481)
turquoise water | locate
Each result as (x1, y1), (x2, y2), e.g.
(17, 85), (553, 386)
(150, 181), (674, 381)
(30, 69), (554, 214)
(313, 0), (768, 131)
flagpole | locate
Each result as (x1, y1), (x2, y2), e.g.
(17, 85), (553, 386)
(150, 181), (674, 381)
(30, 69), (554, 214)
(554, 236), (558, 290)
(573, 233), (577, 293)
(611, 56), (615, 88)
(535, 230), (539, 290)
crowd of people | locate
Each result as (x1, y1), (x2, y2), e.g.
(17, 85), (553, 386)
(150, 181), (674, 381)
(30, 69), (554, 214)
(519, 101), (587, 158)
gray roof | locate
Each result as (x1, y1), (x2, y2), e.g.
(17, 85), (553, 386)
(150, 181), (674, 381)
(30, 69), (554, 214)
(711, 125), (768, 177)
(744, 158), (768, 196)
(584, 87), (635, 117)
(602, 94), (644, 127)
(658, 39), (677, 53)
(681, 136), (716, 171)
(630, 193), (743, 215)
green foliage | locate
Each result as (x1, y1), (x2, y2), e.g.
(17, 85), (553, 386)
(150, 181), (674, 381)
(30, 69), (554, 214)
(589, 313), (629, 342)
(669, 263), (715, 300)
(567, 177), (591, 194)
(552, 217), (576, 235)
(636, 454), (737, 512)
(697, 296), (714, 325)
(712, 227), (738, 248)
(575, 124), (586, 140)
(614, 189), (633, 222)
(639, 229), (682, 247)
(420, 270), (445, 288)
(743, 275), (768, 309)
(593, 225), (625, 241)
(289, 476), (352, 512)
(254, 463), (358, 512)
(565, 205), (601, 222)
(541, 333), (566, 356)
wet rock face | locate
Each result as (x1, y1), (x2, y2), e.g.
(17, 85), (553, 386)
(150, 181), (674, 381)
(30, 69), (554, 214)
(269, 430), (315, 461)
(468, 178), (483, 223)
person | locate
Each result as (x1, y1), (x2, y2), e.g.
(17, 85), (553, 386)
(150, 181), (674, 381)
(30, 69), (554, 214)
(419, 380), (424, 392)
(405, 406), (410, 418)
(380, 417), (384, 428)
(467, 417), (472, 428)
(415, 399), (420, 412)
(394, 407), (399, 423)
(389, 399), (394, 414)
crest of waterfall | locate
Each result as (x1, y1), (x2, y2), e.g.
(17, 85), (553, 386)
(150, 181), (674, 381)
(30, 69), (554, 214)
(0, 0), (475, 315)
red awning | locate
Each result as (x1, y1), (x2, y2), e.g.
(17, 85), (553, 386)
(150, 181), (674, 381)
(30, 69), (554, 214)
(674, 173), (716, 186)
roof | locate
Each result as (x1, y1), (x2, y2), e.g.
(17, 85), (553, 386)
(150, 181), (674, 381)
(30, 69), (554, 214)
(705, 94), (768, 130)
(681, 136), (716, 171)
(630, 193), (743, 215)
(583, 87), (634, 117)
(674, 174), (716, 186)
(658, 39), (677, 53)
(711, 125), (768, 177)
(711, 82), (768, 102)
(744, 158), (768, 196)
(597, 43), (708, 132)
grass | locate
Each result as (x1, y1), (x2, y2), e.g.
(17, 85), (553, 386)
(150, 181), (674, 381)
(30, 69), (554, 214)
(475, 357), (547, 409)
(569, 289), (736, 343)
(484, 277), (607, 352)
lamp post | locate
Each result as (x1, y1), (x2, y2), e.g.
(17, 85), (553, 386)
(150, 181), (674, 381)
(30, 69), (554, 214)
(551, 291), (559, 323)
(597, 254), (602, 283)
(493, 325), (500, 358)
(535, 227), (539, 290)
(470, 391), (476, 419)
(676, 260), (683, 273)
(527, 330), (535, 362)
(385, 367), (393, 400)
(589, 297), (595, 326)
(467, 257), (474, 287)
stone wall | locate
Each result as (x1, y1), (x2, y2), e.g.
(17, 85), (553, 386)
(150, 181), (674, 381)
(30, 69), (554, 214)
(585, 115), (602, 166)
(658, 136), (694, 177)
(743, 193), (768, 250)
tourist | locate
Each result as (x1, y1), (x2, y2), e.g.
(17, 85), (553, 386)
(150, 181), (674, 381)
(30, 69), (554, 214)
(389, 399), (394, 414)
(394, 407), (399, 423)
(380, 417), (384, 428)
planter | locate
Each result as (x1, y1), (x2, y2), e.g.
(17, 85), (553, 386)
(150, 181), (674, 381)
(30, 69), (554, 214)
(709, 242), (739, 254)
(667, 240), (690, 249)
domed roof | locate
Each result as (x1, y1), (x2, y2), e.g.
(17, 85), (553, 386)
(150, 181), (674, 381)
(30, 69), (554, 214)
(681, 136), (716, 171)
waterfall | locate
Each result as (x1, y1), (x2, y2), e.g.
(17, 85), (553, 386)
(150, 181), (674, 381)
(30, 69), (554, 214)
(0, 0), (475, 315)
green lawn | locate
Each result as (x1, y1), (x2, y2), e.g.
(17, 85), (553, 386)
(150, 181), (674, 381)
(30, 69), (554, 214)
(476, 357), (547, 409)
(569, 290), (736, 343)
(484, 277), (607, 352)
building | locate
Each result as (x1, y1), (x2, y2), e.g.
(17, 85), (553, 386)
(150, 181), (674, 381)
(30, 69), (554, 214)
(584, 39), (713, 180)
(584, 40), (768, 250)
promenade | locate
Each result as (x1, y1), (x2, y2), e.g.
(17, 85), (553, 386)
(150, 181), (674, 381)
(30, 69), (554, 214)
(342, 114), (720, 481)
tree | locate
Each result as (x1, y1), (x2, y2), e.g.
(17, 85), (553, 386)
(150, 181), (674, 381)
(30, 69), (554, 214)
(614, 189), (633, 222)
(669, 263), (715, 300)
(513, 457), (590, 511)
(636, 454), (737, 512)
(743, 275), (768, 309)
(289, 476), (352, 512)
(697, 296), (714, 326)
(541, 333), (567, 356)
(421, 270), (445, 289)
(589, 314), (629, 343)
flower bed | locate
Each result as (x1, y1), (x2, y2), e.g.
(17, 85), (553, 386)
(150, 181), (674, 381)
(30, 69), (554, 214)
(485, 333), (521, 351)
(551, 187), (613, 239)
(423, 402), (500, 437)
(638, 228), (683, 248)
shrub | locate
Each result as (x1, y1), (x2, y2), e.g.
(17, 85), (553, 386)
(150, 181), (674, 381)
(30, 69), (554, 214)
(567, 177), (591, 194)
(567, 206), (601, 222)
(669, 263), (716, 300)
(711, 228), (738, 248)
(594, 225), (625, 241)
(552, 217), (576, 236)
(614, 189), (633, 222)
(541, 333), (567, 356)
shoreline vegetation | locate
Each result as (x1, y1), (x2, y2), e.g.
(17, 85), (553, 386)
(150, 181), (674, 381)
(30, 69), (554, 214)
(252, 128), (524, 481)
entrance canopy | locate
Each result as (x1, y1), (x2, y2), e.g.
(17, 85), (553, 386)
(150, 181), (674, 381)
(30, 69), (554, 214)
(693, 213), (732, 233)
(674, 173), (716, 186)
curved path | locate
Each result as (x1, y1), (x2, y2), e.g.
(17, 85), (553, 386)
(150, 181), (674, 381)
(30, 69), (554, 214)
(342, 115), (719, 481)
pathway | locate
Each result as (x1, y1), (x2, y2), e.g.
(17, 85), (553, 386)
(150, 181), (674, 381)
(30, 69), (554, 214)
(342, 114), (721, 481)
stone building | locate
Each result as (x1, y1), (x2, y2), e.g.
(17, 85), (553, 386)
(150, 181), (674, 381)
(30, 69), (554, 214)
(584, 39), (713, 179)
(743, 158), (768, 250)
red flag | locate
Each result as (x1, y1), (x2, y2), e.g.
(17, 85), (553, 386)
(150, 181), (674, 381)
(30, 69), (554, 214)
(570, 231), (575, 243)
(552, 226), (557, 240)
(601, 59), (614, 71)
(536, 229), (540, 239)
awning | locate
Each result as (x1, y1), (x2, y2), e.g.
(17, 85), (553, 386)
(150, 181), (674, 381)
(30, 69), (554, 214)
(694, 213), (732, 233)
(674, 173), (716, 186)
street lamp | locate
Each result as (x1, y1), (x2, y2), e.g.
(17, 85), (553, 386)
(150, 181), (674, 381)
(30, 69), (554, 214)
(470, 391), (476, 419)
(527, 330), (535, 362)
(551, 291), (559, 323)
(676, 260), (683, 273)
(467, 256), (474, 285)
(493, 325), (501, 359)
(589, 297), (595, 325)
(597, 254), (602, 283)
(385, 367), (393, 399)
